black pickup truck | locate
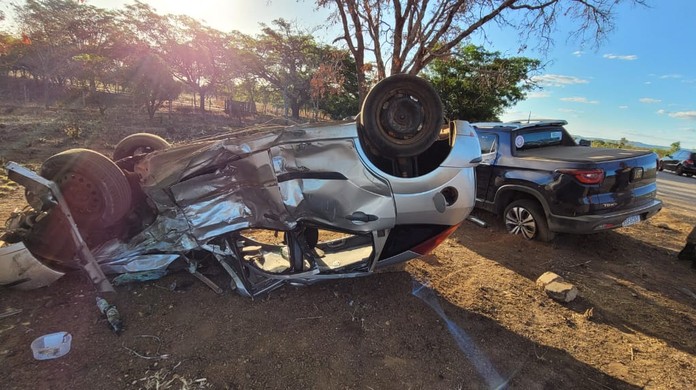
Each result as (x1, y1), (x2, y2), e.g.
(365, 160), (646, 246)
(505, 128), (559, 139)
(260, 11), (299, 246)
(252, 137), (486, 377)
(472, 120), (662, 241)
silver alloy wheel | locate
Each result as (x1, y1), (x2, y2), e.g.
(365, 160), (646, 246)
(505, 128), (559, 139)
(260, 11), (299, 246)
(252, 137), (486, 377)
(505, 206), (537, 239)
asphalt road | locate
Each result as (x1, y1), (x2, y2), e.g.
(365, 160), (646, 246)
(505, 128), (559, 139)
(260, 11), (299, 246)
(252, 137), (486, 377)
(657, 170), (696, 214)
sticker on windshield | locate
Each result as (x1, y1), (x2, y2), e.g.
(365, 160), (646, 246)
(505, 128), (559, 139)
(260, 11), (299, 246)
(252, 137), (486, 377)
(515, 135), (525, 148)
(551, 131), (562, 140)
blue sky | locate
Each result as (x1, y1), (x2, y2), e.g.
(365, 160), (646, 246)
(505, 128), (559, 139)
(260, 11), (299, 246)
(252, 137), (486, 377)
(2, 1), (694, 149)
(486, 1), (696, 149)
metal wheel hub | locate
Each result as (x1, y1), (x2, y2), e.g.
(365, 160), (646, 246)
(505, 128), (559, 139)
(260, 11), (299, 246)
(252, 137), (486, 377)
(380, 93), (424, 139)
(57, 173), (103, 216)
(505, 207), (536, 239)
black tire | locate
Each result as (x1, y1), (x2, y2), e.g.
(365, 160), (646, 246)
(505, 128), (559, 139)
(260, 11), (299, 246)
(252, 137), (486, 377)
(358, 74), (443, 157)
(676, 165), (684, 176)
(657, 161), (664, 171)
(503, 199), (555, 242)
(687, 173), (693, 178)
(113, 133), (170, 161)
(39, 149), (132, 227)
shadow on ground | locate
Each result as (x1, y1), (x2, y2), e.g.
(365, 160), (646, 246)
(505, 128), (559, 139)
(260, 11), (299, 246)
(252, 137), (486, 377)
(0, 270), (639, 389)
(454, 209), (696, 358)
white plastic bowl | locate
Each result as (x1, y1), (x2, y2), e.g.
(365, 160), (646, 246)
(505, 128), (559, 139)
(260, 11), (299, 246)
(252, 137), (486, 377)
(31, 331), (72, 360)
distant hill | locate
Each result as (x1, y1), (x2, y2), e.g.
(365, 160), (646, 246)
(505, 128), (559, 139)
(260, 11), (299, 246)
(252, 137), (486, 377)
(627, 140), (669, 150)
(572, 135), (669, 151)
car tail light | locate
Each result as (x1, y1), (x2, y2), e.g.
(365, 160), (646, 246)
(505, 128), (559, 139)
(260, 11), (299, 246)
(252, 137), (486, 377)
(411, 224), (461, 255)
(686, 159), (694, 165)
(558, 169), (605, 184)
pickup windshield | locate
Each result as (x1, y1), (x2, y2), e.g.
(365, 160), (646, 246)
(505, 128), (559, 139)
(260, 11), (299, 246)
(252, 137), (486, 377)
(514, 129), (567, 150)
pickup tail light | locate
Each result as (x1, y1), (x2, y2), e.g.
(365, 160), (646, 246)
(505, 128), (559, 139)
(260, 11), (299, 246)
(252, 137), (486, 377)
(686, 159), (694, 165)
(558, 169), (605, 185)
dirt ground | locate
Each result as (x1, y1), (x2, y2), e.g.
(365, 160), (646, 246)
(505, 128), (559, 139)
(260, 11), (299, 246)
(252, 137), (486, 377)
(0, 105), (695, 389)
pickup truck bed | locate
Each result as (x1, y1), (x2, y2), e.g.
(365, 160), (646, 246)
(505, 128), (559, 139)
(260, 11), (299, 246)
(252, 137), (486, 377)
(515, 146), (649, 162)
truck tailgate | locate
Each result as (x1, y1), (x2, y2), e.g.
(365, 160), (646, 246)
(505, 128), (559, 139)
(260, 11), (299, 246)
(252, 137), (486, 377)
(517, 146), (658, 212)
(592, 152), (658, 212)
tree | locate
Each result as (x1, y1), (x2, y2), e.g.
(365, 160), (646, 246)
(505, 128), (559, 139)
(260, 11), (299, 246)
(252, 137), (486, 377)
(12, 0), (82, 106)
(317, 0), (647, 101)
(244, 19), (323, 119)
(318, 53), (360, 120)
(121, 3), (232, 112)
(128, 52), (182, 119)
(163, 16), (229, 112)
(425, 44), (540, 121)
(12, 0), (127, 106)
(669, 141), (681, 155)
(310, 49), (357, 120)
(66, 5), (126, 92)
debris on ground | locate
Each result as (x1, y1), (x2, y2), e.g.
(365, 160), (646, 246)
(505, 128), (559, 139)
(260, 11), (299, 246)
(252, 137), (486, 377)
(535, 271), (579, 303)
(96, 297), (124, 334)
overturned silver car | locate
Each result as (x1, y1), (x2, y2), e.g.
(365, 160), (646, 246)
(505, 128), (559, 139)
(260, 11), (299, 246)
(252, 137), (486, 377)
(1, 75), (481, 297)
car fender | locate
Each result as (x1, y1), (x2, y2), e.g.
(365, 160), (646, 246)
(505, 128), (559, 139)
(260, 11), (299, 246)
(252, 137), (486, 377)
(493, 184), (550, 216)
(0, 242), (64, 290)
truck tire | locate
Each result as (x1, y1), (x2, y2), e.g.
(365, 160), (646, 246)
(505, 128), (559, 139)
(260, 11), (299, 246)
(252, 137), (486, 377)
(503, 199), (555, 242)
(113, 133), (170, 161)
(39, 149), (132, 227)
(676, 165), (684, 176)
(358, 74), (442, 158)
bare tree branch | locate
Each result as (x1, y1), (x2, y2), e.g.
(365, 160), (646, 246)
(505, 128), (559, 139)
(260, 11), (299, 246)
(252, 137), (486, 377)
(318, 0), (646, 102)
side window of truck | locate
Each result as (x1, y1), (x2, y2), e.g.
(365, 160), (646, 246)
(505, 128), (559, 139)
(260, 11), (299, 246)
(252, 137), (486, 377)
(478, 133), (498, 164)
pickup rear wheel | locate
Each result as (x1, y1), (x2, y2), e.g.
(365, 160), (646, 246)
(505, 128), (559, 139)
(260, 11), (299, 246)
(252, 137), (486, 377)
(676, 165), (684, 176)
(504, 200), (555, 242)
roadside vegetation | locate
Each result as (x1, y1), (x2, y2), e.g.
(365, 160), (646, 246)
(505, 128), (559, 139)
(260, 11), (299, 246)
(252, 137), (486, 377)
(591, 138), (682, 157)
(0, 0), (647, 126)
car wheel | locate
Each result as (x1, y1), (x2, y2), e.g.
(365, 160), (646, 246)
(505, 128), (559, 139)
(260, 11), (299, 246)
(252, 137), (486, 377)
(687, 173), (693, 178)
(657, 161), (664, 171)
(39, 149), (132, 227)
(504, 199), (555, 242)
(358, 74), (443, 158)
(676, 165), (684, 176)
(113, 133), (170, 161)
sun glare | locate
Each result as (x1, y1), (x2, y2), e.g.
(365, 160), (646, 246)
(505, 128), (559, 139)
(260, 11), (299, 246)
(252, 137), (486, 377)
(87, 0), (329, 36)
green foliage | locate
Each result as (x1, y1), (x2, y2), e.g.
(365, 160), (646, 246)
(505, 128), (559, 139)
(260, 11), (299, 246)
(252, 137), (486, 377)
(591, 139), (642, 150)
(317, 52), (360, 120)
(240, 19), (326, 119)
(591, 139), (615, 148)
(120, 5), (232, 112)
(669, 141), (681, 155)
(85, 91), (116, 115)
(591, 138), (677, 157)
(127, 53), (183, 119)
(7, 0), (129, 108)
(424, 45), (541, 122)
